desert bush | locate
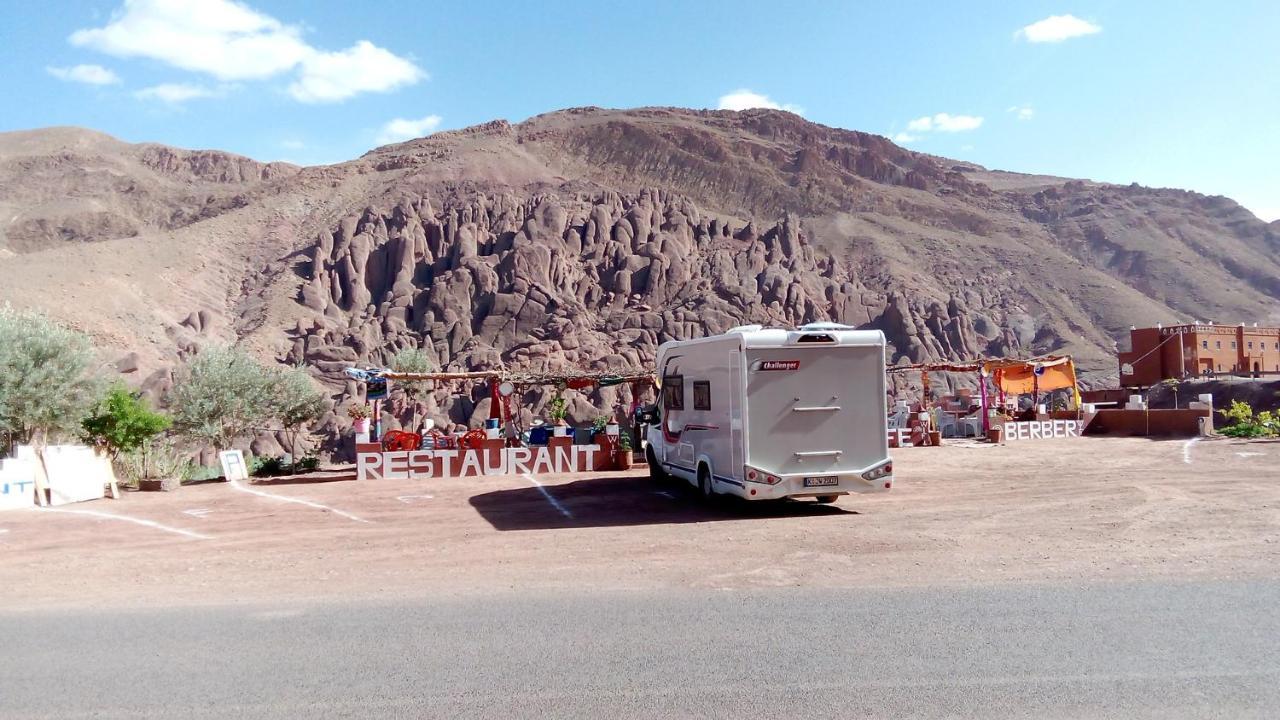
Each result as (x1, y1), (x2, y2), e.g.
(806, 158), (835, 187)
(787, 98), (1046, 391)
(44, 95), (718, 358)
(116, 437), (192, 483)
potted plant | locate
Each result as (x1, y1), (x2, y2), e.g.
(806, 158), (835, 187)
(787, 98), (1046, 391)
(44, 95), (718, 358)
(548, 396), (570, 437)
(591, 415), (609, 436)
(348, 403), (372, 434)
(615, 432), (633, 470)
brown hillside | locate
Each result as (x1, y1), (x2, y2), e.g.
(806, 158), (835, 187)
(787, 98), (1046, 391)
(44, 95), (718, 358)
(1, 108), (1276, 454)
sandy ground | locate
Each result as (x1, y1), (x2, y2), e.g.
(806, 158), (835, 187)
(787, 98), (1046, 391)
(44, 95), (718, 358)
(1, 436), (1277, 609)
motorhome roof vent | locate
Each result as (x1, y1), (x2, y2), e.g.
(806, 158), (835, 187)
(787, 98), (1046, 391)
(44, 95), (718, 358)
(727, 324), (764, 334)
(798, 322), (853, 331)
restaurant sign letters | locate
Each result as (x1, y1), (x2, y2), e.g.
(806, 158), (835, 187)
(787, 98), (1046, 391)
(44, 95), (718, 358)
(357, 445), (601, 481)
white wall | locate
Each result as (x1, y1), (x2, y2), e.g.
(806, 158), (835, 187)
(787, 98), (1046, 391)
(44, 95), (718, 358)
(14, 445), (114, 507)
(0, 457), (37, 511)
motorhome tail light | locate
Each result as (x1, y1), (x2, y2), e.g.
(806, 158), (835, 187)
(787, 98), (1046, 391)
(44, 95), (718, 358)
(745, 466), (783, 485)
(862, 462), (893, 482)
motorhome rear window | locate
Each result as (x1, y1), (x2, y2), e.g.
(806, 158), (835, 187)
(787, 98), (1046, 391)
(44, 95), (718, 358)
(693, 381), (711, 410)
(797, 333), (835, 343)
(662, 375), (684, 410)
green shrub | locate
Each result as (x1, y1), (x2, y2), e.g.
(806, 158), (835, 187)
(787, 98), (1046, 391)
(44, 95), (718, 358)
(293, 455), (320, 473)
(251, 455), (287, 477)
(1217, 400), (1277, 438)
(82, 383), (170, 459)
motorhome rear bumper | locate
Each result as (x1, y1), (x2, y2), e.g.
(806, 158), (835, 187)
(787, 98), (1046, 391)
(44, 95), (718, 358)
(744, 472), (892, 500)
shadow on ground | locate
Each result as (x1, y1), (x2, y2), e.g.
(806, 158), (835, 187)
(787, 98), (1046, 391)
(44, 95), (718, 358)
(250, 471), (357, 486)
(470, 473), (856, 530)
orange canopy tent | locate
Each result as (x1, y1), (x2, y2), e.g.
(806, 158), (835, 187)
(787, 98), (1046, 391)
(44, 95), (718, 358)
(887, 355), (1081, 434)
(984, 356), (1080, 404)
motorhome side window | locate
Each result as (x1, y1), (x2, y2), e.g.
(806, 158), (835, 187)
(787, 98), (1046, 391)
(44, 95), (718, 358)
(663, 375), (684, 410)
(692, 381), (711, 410)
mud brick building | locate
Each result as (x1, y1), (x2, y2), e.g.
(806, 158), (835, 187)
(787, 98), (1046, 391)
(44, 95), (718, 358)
(1119, 323), (1280, 386)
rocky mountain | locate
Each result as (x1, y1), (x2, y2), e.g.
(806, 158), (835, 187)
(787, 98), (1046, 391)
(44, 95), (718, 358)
(1, 108), (1276, 454)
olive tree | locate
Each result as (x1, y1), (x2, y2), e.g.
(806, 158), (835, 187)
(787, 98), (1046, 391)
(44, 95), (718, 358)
(169, 346), (275, 453)
(0, 306), (101, 450)
(269, 365), (327, 469)
(391, 347), (434, 428)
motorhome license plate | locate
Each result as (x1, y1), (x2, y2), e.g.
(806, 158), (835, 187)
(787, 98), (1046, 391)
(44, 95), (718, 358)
(804, 476), (838, 487)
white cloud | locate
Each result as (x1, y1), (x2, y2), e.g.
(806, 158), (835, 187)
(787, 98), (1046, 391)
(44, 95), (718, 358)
(69, 0), (423, 103)
(134, 82), (222, 103)
(932, 113), (984, 132)
(1015, 14), (1102, 43)
(1007, 105), (1035, 120)
(892, 112), (983, 145)
(46, 64), (121, 85)
(289, 41), (424, 103)
(905, 117), (933, 132)
(902, 113), (984, 136)
(716, 89), (804, 115)
(377, 114), (443, 144)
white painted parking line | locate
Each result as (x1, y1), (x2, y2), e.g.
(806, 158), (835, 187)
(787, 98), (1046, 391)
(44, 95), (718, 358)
(38, 507), (211, 540)
(521, 473), (573, 518)
(183, 508), (213, 518)
(396, 495), (434, 504)
(228, 478), (370, 523)
(1237, 451), (1265, 458)
(1182, 437), (1200, 464)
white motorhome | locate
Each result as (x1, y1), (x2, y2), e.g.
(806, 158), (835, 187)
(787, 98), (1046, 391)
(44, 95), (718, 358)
(644, 323), (893, 503)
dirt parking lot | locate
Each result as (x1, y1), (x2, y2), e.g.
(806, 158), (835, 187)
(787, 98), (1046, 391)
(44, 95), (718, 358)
(1, 436), (1277, 608)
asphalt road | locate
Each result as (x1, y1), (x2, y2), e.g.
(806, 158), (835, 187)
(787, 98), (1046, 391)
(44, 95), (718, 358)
(3, 580), (1278, 719)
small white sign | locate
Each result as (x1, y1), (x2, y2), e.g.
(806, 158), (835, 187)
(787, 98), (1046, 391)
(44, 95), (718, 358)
(219, 450), (249, 482)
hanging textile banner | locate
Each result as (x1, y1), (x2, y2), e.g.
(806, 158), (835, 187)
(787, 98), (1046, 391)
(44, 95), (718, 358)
(987, 357), (1077, 396)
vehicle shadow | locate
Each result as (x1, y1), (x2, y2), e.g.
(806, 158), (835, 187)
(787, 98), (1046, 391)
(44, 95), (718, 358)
(469, 473), (857, 530)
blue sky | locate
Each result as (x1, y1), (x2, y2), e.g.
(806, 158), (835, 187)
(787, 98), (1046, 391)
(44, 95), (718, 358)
(2, 0), (1277, 220)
